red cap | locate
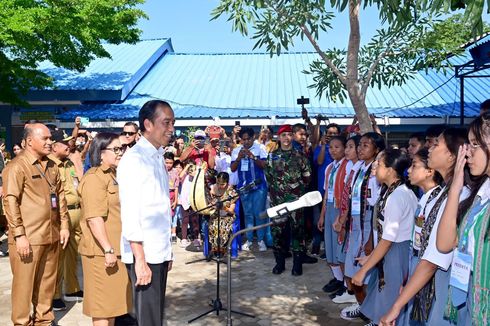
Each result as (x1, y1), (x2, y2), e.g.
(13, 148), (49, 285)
(277, 124), (293, 135)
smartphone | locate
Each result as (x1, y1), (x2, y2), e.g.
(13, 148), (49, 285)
(80, 117), (89, 125)
(235, 120), (240, 126)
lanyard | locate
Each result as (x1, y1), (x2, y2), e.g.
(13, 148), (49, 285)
(459, 197), (486, 253)
(328, 162), (340, 190)
(35, 163), (55, 193)
(352, 167), (366, 198)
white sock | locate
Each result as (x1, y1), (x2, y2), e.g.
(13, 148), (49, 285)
(331, 265), (344, 281)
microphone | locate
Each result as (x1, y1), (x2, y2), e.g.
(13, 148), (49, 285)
(237, 179), (263, 194)
(259, 191), (322, 219)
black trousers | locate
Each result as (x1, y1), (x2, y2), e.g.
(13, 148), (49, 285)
(126, 261), (169, 326)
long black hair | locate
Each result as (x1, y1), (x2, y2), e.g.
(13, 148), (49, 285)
(380, 147), (410, 183)
(414, 148), (444, 185)
(89, 132), (119, 167)
(362, 132), (386, 153)
(457, 116), (490, 225)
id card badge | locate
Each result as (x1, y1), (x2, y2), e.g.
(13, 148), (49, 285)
(50, 193), (58, 209)
(73, 177), (79, 190)
(351, 196), (361, 215)
(449, 249), (472, 307)
(327, 188), (334, 203)
(240, 158), (249, 172)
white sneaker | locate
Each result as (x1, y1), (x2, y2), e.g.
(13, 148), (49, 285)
(180, 239), (190, 248)
(242, 241), (252, 251)
(258, 240), (267, 252)
(340, 303), (361, 320)
(332, 291), (357, 304)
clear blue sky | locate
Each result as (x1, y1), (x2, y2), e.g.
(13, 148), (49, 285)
(137, 0), (383, 53)
(138, 1), (490, 53)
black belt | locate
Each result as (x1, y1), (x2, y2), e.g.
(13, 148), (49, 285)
(67, 204), (81, 210)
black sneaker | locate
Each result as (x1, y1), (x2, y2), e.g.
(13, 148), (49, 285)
(64, 290), (83, 302)
(52, 299), (66, 311)
(322, 278), (343, 293)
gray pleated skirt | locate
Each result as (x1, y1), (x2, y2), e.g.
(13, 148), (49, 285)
(360, 240), (410, 324)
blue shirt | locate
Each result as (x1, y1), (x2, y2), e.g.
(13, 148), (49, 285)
(313, 144), (333, 196)
(230, 143), (267, 189)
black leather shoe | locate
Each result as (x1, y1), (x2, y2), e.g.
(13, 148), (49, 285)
(322, 278), (343, 293)
(329, 285), (347, 299)
(302, 252), (318, 264)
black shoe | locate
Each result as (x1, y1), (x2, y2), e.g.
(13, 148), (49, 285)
(301, 252), (318, 264)
(291, 253), (303, 276)
(64, 290), (83, 302)
(272, 252), (286, 274)
(322, 278), (343, 293)
(284, 251), (292, 259)
(171, 235), (177, 243)
(320, 252), (326, 259)
(52, 299), (66, 311)
(329, 285), (347, 299)
(115, 313), (138, 326)
(311, 244), (320, 256)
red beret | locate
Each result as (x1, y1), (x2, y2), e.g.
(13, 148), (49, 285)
(277, 124), (293, 135)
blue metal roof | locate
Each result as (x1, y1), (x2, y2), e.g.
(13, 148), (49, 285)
(57, 49), (489, 121)
(28, 39), (173, 101)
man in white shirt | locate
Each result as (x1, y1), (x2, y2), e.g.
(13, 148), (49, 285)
(117, 100), (175, 326)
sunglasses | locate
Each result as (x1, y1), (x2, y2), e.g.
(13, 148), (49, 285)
(121, 131), (136, 136)
(104, 146), (125, 155)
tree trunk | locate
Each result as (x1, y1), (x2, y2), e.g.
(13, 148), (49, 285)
(347, 83), (372, 133)
(346, 0), (373, 134)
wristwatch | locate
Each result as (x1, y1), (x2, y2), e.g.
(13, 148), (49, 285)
(104, 248), (115, 254)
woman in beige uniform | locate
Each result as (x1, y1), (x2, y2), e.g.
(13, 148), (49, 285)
(78, 133), (131, 326)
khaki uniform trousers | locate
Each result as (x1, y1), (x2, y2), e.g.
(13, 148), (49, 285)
(9, 242), (59, 326)
(55, 208), (81, 299)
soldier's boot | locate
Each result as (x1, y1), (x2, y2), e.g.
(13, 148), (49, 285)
(291, 252), (303, 276)
(301, 250), (318, 264)
(272, 252), (286, 274)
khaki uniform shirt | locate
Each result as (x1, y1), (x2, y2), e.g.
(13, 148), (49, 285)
(2, 150), (69, 245)
(78, 164), (122, 256)
(49, 155), (80, 207)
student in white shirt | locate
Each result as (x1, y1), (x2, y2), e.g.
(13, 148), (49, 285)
(117, 100), (175, 326)
(436, 119), (490, 326)
(352, 148), (417, 325)
(380, 128), (470, 326)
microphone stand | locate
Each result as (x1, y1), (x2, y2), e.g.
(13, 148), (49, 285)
(225, 207), (291, 326)
(187, 187), (256, 324)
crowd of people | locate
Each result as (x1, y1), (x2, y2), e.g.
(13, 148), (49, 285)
(0, 98), (489, 326)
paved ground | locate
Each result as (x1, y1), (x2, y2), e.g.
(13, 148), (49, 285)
(0, 238), (362, 326)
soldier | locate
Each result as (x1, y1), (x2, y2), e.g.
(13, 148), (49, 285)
(2, 123), (69, 326)
(265, 124), (311, 276)
(49, 130), (83, 310)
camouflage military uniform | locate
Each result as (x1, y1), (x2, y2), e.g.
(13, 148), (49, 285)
(265, 147), (311, 253)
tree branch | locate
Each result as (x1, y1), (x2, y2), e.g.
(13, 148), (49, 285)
(262, 0), (347, 85)
(299, 25), (347, 85)
(360, 50), (387, 96)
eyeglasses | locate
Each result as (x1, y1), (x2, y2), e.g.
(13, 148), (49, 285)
(121, 131), (136, 136)
(104, 146), (125, 155)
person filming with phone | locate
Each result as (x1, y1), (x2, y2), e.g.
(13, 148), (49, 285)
(180, 129), (216, 169)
